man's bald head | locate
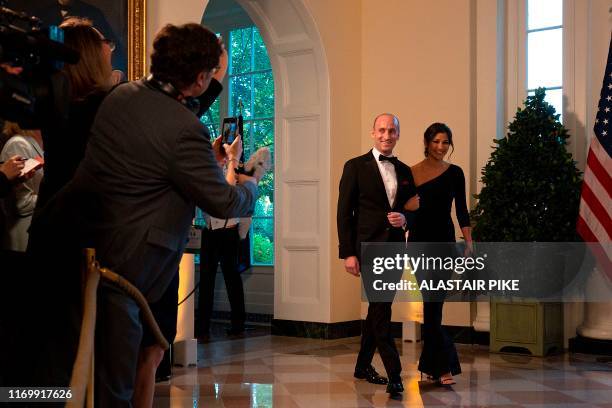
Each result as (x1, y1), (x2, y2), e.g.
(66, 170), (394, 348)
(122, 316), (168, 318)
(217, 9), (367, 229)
(372, 113), (400, 134)
(371, 113), (400, 155)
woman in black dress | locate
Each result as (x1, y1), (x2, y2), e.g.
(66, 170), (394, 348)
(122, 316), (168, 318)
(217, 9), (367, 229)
(409, 122), (473, 385)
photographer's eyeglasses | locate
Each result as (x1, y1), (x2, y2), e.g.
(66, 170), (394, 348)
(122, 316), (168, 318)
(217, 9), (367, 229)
(211, 65), (221, 75)
(101, 38), (116, 52)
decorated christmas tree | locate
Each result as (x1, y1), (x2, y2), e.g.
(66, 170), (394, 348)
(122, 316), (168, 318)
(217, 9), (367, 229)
(472, 88), (582, 242)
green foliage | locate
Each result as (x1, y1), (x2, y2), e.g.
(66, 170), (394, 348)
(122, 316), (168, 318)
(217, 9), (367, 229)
(230, 26), (275, 265)
(252, 221), (274, 264)
(201, 98), (220, 137)
(196, 26), (275, 266)
(471, 88), (582, 242)
(229, 27), (274, 120)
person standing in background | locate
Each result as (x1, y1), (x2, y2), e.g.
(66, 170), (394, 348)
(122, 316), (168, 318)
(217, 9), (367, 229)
(35, 17), (115, 209)
(0, 122), (44, 252)
(198, 135), (247, 341)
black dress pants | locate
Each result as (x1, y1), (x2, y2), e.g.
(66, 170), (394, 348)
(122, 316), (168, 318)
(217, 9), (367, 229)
(414, 243), (461, 378)
(355, 302), (402, 380)
(418, 301), (461, 378)
(198, 227), (245, 334)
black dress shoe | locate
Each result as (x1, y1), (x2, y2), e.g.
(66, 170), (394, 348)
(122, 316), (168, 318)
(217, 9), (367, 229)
(386, 379), (404, 395)
(354, 366), (388, 385)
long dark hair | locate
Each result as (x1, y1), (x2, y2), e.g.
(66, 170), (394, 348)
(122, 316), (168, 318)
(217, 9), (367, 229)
(423, 122), (454, 157)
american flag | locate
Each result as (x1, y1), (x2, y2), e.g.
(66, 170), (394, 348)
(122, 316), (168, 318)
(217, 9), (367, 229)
(576, 34), (612, 275)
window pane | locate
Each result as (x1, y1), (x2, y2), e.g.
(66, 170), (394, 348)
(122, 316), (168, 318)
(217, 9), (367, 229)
(200, 98), (220, 138)
(194, 208), (206, 228)
(242, 121), (253, 158)
(255, 191), (273, 217)
(527, 28), (562, 89)
(253, 27), (271, 71)
(230, 27), (252, 75)
(230, 75), (252, 119)
(252, 217), (274, 265)
(251, 120), (274, 216)
(253, 72), (274, 118)
(528, 88), (563, 122)
(528, 0), (562, 30)
(252, 119), (274, 149)
(255, 172), (274, 215)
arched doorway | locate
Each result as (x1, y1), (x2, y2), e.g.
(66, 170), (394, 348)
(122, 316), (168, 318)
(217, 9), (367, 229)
(201, 0), (332, 325)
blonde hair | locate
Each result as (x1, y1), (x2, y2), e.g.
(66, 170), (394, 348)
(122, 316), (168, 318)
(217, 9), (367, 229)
(60, 17), (112, 101)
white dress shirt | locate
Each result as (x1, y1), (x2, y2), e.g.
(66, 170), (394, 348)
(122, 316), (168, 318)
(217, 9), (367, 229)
(206, 215), (239, 230)
(372, 147), (397, 208)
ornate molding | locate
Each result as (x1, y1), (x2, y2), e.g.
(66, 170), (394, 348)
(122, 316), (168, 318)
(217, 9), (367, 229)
(127, 0), (146, 80)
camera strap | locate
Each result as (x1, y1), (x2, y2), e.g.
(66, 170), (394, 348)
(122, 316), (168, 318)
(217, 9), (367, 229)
(144, 75), (200, 115)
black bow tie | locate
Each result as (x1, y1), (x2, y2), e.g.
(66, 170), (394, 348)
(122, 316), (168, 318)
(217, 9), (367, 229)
(379, 155), (398, 164)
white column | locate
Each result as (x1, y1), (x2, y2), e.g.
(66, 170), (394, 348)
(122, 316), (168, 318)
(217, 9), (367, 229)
(173, 253), (198, 366)
(577, 268), (612, 340)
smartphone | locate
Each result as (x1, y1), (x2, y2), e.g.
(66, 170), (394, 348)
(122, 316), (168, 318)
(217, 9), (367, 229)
(220, 116), (245, 163)
(221, 117), (238, 145)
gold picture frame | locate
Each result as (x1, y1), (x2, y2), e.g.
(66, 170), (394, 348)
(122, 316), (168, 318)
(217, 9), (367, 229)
(127, 0), (147, 80)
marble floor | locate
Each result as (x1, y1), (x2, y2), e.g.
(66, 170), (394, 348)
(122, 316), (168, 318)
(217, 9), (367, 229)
(154, 332), (612, 407)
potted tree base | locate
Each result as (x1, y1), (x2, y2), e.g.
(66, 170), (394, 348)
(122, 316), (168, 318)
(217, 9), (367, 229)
(490, 300), (563, 356)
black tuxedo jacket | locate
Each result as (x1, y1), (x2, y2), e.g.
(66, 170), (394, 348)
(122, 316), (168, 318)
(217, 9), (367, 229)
(337, 150), (417, 259)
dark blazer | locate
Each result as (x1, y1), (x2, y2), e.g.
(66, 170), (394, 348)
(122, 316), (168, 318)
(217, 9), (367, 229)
(29, 79), (257, 302)
(37, 91), (107, 209)
(337, 150), (416, 259)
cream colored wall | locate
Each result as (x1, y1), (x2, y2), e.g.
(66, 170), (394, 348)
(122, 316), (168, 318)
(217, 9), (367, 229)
(361, 0), (473, 168)
(145, 0), (210, 69)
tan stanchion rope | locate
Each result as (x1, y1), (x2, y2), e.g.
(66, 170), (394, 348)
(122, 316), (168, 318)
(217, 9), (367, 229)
(67, 249), (169, 408)
(97, 266), (170, 351)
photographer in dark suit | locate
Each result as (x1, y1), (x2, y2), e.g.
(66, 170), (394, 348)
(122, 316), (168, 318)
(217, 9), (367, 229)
(337, 113), (418, 396)
(27, 23), (258, 406)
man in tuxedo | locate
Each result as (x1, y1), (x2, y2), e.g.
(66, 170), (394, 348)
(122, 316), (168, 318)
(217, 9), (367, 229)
(337, 113), (418, 395)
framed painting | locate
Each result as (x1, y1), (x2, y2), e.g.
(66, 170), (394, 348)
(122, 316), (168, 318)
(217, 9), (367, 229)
(14, 0), (146, 80)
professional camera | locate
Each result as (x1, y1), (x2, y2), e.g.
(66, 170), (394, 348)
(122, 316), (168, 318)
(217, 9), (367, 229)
(0, 1), (78, 129)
